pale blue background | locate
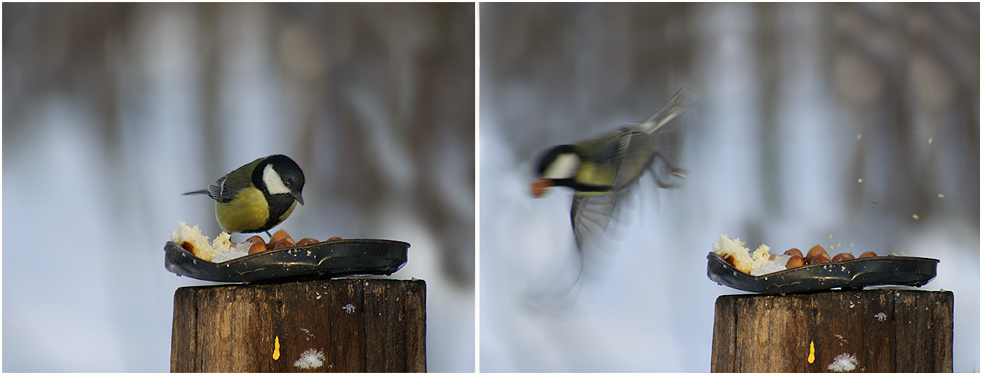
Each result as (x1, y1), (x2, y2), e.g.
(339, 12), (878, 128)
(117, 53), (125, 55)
(3, 3), (475, 372)
(480, 3), (979, 372)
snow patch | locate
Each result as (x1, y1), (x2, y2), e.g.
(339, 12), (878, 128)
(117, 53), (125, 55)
(827, 353), (857, 372)
(293, 348), (325, 369)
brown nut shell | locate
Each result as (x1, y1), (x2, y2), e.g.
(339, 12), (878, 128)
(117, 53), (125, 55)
(807, 244), (828, 260)
(809, 253), (831, 264)
(271, 237), (296, 250)
(786, 255), (805, 268)
(327, 236), (342, 241)
(248, 241), (268, 255)
(270, 229), (293, 246)
(859, 251), (877, 258)
(832, 253), (855, 262)
(246, 235), (266, 246)
(784, 248), (803, 257)
(296, 238), (319, 246)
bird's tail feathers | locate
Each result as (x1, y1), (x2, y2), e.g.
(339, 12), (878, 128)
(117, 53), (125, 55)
(638, 84), (700, 134)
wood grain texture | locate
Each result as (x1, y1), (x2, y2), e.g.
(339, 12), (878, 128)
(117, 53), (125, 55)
(711, 289), (952, 373)
(171, 278), (426, 372)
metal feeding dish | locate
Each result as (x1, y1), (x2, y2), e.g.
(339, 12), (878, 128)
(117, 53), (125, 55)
(707, 252), (938, 294)
(165, 239), (409, 283)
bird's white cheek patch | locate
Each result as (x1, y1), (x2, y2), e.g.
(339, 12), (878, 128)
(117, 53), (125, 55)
(263, 164), (291, 194)
(542, 153), (579, 179)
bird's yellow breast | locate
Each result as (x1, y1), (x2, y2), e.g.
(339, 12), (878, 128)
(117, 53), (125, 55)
(574, 161), (618, 197)
(215, 187), (269, 233)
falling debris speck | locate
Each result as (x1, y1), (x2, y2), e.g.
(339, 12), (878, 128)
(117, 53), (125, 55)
(293, 348), (325, 369)
(912, 214), (919, 220)
(300, 328), (314, 340)
(928, 138), (933, 144)
(868, 199), (879, 205)
(857, 133), (862, 140)
(829, 234), (833, 240)
(342, 303), (356, 314)
(875, 312), (887, 321)
(828, 353), (857, 372)
(858, 178), (863, 183)
(938, 194), (944, 199)
(850, 242), (854, 247)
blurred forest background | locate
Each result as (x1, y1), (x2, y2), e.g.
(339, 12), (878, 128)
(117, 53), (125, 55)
(480, 3), (978, 372)
(3, 3), (474, 372)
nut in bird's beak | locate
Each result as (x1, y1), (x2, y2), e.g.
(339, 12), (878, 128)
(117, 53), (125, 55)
(531, 178), (553, 198)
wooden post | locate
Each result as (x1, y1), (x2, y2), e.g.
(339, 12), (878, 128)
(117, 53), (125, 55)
(711, 290), (952, 372)
(171, 278), (426, 372)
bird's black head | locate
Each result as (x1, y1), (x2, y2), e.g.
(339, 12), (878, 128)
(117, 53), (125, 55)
(532, 144), (579, 197)
(534, 144), (579, 179)
(254, 154), (305, 205)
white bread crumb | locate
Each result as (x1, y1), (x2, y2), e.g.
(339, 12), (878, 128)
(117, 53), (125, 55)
(713, 234), (772, 274)
(170, 221), (237, 262)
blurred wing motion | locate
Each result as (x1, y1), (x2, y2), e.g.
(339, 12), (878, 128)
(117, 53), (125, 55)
(569, 85), (696, 251)
(570, 186), (635, 251)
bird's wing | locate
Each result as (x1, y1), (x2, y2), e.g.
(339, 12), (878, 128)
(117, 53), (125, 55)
(207, 173), (238, 203)
(616, 85), (693, 190)
(610, 131), (657, 190)
(615, 128), (687, 191)
(570, 130), (676, 245)
(570, 187), (634, 251)
(206, 159), (261, 203)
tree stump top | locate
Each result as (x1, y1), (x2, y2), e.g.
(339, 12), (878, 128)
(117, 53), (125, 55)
(712, 289), (953, 373)
(171, 278), (426, 372)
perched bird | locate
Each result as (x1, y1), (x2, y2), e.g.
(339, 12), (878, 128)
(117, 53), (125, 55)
(184, 154), (305, 236)
(532, 85), (696, 251)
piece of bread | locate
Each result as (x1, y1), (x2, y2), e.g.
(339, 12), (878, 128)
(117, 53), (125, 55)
(712, 234), (771, 274)
(169, 221), (233, 262)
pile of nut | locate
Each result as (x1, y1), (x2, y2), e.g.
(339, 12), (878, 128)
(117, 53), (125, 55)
(782, 244), (877, 268)
(235, 229), (342, 255)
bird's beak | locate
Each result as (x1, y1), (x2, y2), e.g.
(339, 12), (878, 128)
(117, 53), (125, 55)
(292, 191), (304, 205)
(531, 178), (553, 198)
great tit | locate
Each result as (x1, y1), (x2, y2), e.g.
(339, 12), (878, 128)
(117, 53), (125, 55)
(532, 85), (697, 250)
(184, 154), (305, 236)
